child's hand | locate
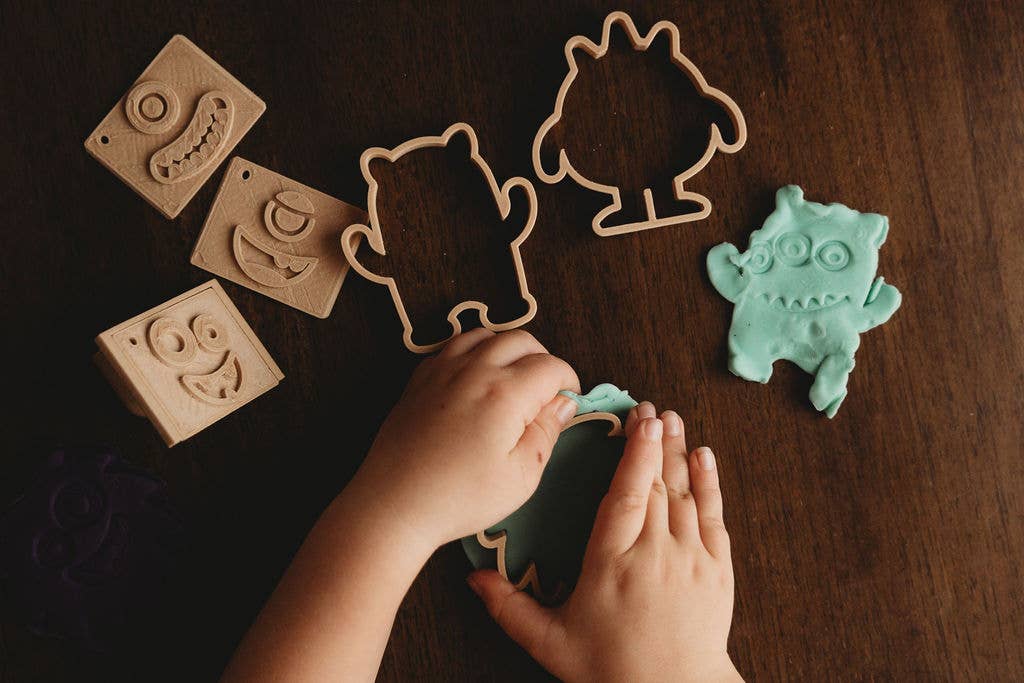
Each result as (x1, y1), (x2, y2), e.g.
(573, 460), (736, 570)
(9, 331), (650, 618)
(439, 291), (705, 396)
(349, 329), (580, 550)
(468, 404), (742, 682)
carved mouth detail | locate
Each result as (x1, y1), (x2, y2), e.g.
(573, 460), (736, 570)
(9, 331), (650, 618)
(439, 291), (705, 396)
(232, 226), (319, 288)
(762, 293), (847, 312)
(181, 351), (243, 405)
(149, 91), (233, 184)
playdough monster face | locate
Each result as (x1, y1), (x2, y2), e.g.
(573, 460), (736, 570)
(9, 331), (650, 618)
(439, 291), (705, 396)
(737, 204), (888, 312)
(0, 450), (183, 650)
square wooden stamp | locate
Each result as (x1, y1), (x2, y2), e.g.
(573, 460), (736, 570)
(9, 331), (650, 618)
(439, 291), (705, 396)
(95, 280), (283, 447)
(190, 157), (367, 318)
(84, 35), (265, 219)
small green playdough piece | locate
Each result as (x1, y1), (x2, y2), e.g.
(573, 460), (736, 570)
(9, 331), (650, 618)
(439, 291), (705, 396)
(707, 185), (902, 417)
(462, 384), (636, 601)
(559, 382), (637, 418)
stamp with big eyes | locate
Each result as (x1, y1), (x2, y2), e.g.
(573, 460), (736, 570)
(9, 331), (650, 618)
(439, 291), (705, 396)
(147, 314), (244, 405)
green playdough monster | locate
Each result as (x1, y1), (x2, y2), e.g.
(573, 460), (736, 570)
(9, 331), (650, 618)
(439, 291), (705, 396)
(707, 186), (902, 417)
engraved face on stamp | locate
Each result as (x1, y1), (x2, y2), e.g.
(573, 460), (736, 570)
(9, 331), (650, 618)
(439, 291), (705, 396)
(95, 281), (283, 446)
(191, 158), (367, 318)
(84, 35), (265, 219)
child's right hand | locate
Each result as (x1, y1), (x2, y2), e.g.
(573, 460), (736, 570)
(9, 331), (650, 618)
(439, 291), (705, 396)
(468, 404), (742, 682)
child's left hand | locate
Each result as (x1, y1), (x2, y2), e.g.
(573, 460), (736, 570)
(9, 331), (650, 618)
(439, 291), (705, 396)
(347, 328), (581, 549)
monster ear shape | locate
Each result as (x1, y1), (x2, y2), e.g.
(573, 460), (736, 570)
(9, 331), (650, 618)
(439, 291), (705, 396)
(870, 214), (889, 248)
(776, 185), (805, 210)
(364, 154), (392, 184)
(445, 125), (475, 158)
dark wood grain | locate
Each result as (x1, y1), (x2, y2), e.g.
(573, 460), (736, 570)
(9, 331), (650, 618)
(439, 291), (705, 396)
(1, 1), (1022, 680)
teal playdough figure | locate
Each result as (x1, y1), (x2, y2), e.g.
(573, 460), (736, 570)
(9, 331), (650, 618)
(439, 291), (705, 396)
(462, 384), (636, 601)
(707, 186), (902, 417)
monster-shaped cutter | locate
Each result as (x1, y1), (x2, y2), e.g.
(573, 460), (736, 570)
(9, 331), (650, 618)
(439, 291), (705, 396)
(707, 186), (902, 417)
(463, 384), (637, 603)
(532, 11), (747, 236)
(341, 123), (538, 353)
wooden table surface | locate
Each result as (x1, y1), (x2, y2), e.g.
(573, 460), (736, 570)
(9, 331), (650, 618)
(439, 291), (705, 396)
(2, 1), (1022, 680)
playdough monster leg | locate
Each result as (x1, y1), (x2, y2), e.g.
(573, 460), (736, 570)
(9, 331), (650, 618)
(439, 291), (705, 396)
(727, 336), (774, 384)
(809, 354), (856, 418)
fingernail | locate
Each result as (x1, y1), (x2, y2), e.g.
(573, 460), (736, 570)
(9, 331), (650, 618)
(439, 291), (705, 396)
(662, 411), (682, 437)
(698, 447), (716, 470)
(466, 575), (482, 596)
(555, 396), (578, 424)
(641, 418), (663, 440)
(637, 402), (656, 420)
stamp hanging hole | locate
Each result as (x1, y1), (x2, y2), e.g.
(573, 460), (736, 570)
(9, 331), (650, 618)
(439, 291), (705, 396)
(129, 337), (138, 345)
(100, 135), (110, 144)
(241, 170), (251, 180)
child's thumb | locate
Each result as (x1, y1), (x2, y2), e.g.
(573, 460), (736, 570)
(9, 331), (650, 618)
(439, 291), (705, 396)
(467, 570), (561, 662)
(510, 395), (577, 470)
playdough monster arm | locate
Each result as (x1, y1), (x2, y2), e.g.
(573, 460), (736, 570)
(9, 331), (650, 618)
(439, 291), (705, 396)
(706, 243), (749, 303)
(857, 277), (902, 332)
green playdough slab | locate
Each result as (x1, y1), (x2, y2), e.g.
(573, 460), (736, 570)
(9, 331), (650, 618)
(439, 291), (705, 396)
(462, 384), (636, 601)
(707, 185), (902, 417)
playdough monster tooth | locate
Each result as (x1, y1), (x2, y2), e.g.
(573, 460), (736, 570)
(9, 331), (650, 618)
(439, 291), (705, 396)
(340, 122), (539, 354)
(531, 10), (747, 237)
(706, 185), (902, 418)
(181, 350), (244, 405)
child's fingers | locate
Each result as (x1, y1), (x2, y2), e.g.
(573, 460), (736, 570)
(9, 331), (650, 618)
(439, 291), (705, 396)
(660, 411), (698, 539)
(508, 353), (582, 399)
(439, 328), (495, 358)
(473, 329), (549, 366)
(587, 417), (663, 556)
(625, 401), (656, 437)
(510, 394), (578, 469)
(467, 570), (561, 665)
(689, 447), (731, 559)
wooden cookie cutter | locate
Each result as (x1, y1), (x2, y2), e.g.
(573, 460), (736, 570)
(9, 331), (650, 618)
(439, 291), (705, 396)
(532, 10), (748, 237)
(475, 412), (624, 603)
(341, 123), (538, 354)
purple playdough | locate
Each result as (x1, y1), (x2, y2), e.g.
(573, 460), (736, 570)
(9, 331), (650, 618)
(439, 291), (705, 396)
(0, 448), (184, 651)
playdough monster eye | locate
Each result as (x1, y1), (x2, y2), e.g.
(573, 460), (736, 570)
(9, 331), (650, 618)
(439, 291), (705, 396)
(775, 232), (811, 266)
(53, 479), (106, 530)
(148, 317), (198, 367)
(124, 81), (181, 135)
(746, 243), (773, 274)
(264, 191), (316, 242)
(815, 240), (851, 271)
(191, 314), (228, 352)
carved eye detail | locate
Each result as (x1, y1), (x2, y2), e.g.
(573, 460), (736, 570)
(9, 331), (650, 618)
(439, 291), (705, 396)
(52, 479), (106, 530)
(746, 243), (773, 274)
(816, 240), (851, 271)
(148, 317), (198, 367)
(124, 80), (181, 135)
(775, 232), (811, 266)
(191, 314), (228, 352)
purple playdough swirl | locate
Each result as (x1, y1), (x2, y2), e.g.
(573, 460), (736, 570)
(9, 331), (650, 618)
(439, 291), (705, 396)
(0, 448), (184, 651)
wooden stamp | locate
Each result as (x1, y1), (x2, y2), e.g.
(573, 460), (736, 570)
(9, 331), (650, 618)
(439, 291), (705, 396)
(94, 280), (283, 447)
(84, 35), (265, 219)
(190, 157), (367, 318)
(341, 123), (538, 353)
(532, 11), (747, 236)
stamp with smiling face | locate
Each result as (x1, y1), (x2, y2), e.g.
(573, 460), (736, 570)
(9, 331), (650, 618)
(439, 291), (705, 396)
(94, 280), (283, 446)
(190, 158), (368, 318)
(84, 35), (265, 219)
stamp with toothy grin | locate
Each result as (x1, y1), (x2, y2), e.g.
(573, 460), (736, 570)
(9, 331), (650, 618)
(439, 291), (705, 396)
(84, 35), (264, 219)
